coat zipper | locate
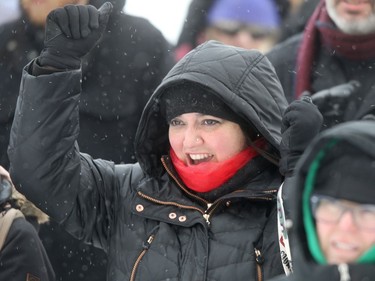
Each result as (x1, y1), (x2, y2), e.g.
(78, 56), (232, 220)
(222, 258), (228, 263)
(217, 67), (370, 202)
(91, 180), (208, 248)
(161, 157), (209, 205)
(254, 248), (264, 281)
(129, 234), (155, 281)
(137, 191), (205, 215)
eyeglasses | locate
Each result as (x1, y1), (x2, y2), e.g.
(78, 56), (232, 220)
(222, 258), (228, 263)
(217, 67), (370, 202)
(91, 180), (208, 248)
(310, 195), (375, 231)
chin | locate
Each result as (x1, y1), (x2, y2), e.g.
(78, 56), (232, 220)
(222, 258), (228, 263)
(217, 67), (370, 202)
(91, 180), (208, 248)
(327, 1), (375, 34)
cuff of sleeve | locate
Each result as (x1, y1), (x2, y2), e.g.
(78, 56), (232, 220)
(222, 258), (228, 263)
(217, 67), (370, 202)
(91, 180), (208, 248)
(32, 58), (66, 76)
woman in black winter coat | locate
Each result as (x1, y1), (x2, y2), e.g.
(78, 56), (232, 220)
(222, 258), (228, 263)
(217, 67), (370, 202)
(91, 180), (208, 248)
(0, 166), (54, 281)
(270, 120), (375, 281)
(9, 3), (289, 280)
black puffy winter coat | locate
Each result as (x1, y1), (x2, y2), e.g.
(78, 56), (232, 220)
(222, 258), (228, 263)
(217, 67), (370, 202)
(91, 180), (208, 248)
(269, 120), (375, 281)
(0, 214), (55, 281)
(9, 40), (288, 281)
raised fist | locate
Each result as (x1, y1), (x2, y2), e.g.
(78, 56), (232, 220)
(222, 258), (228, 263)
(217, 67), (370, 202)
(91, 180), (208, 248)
(38, 2), (113, 69)
(279, 96), (323, 176)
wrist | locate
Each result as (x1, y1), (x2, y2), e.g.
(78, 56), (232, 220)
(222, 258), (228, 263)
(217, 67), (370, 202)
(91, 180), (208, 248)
(39, 49), (81, 70)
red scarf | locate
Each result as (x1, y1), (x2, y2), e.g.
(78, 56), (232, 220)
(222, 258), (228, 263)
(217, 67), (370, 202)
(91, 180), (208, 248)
(296, 0), (375, 98)
(170, 144), (261, 193)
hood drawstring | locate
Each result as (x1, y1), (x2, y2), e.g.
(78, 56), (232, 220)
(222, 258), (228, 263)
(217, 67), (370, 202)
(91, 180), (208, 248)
(338, 263), (350, 281)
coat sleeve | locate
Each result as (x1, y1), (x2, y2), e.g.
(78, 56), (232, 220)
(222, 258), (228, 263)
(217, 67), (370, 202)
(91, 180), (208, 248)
(8, 61), (120, 250)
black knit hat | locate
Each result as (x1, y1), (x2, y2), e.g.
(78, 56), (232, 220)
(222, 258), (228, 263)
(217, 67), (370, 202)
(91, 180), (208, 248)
(314, 144), (375, 205)
(162, 82), (247, 126)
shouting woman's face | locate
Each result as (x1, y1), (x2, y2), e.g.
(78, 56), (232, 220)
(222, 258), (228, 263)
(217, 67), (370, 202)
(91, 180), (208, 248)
(168, 113), (248, 166)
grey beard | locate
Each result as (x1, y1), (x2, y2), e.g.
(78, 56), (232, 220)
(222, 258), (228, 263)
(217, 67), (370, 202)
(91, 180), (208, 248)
(326, 0), (375, 35)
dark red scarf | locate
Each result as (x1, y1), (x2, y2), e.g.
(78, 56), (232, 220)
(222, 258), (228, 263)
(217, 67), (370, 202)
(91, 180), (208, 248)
(170, 142), (263, 193)
(296, 0), (375, 98)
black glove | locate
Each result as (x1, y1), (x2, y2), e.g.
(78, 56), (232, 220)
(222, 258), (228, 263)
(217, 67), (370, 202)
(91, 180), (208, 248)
(38, 2), (112, 70)
(279, 96), (323, 176)
(311, 80), (361, 128)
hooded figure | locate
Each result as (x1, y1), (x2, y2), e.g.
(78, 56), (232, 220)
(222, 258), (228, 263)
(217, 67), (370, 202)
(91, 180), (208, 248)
(270, 120), (375, 281)
(8, 5), (289, 279)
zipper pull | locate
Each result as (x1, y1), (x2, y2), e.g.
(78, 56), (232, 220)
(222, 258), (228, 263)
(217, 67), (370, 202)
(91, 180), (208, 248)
(255, 248), (264, 265)
(203, 203), (213, 225)
(142, 235), (154, 250)
(203, 213), (211, 225)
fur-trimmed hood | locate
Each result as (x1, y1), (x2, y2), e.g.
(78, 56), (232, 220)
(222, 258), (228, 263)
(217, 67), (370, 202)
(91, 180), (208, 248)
(11, 186), (49, 224)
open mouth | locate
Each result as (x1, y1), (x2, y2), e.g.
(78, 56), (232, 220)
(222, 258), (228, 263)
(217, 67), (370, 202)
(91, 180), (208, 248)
(188, 153), (214, 165)
(332, 241), (358, 252)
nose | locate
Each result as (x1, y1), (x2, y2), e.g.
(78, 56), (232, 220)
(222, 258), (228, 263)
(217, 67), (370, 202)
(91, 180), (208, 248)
(183, 126), (203, 148)
(337, 210), (357, 231)
(234, 30), (255, 49)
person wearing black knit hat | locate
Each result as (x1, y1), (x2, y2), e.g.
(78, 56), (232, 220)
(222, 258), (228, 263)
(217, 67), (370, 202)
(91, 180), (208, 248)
(7, 2), (323, 279)
(162, 82), (260, 142)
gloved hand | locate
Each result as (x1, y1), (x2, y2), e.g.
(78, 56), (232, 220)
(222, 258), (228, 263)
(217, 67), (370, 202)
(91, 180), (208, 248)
(279, 96), (323, 177)
(310, 80), (361, 128)
(38, 2), (113, 70)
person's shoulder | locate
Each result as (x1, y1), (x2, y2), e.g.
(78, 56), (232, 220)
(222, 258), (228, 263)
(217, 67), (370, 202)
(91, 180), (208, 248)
(8, 216), (37, 238)
(268, 274), (293, 281)
(1, 215), (38, 252)
(266, 33), (303, 63)
(111, 13), (167, 42)
(0, 19), (23, 49)
(105, 13), (171, 55)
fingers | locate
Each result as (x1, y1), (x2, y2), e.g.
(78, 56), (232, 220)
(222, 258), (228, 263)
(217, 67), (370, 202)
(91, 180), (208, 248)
(77, 5), (91, 38)
(283, 99), (322, 129)
(52, 7), (71, 38)
(98, 2), (113, 31)
(87, 5), (99, 30)
(50, 4), (108, 40)
(65, 5), (80, 39)
(300, 95), (313, 104)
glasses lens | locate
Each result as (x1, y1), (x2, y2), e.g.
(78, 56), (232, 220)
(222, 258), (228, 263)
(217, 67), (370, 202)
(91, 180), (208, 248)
(311, 195), (375, 231)
(311, 196), (342, 223)
(358, 206), (375, 230)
